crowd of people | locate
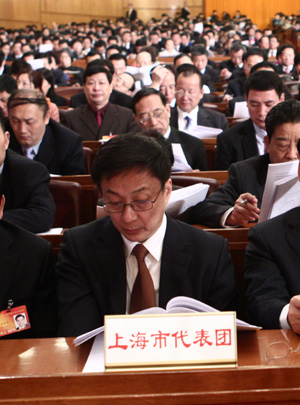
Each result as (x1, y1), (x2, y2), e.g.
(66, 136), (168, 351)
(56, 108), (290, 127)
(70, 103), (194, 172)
(1, 8), (300, 340)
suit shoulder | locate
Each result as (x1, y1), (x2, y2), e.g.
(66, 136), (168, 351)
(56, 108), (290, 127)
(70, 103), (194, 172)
(175, 129), (204, 145)
(5, 149), (49, 175)
(219, 119), (253, 138)
(167, 217), (227, 247)
(108, 103), (133, 116)
(0, 220), (52, 250)
(47, 119), (82, 141)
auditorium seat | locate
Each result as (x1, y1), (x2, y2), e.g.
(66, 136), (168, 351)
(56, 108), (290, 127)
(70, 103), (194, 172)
(171, 174), (219, 197)
(49, 179), (82, 228)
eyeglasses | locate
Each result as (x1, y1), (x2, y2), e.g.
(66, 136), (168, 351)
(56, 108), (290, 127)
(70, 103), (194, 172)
(137, 109), (165, 125)
(103, 188), (162, 213)
(175, 90), (199, 98)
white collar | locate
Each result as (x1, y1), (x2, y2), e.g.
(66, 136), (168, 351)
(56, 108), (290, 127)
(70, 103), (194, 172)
(122, 214), (167, 262)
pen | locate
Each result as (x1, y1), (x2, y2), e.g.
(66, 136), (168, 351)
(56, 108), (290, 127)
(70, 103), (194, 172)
(240, 199), (249, 205)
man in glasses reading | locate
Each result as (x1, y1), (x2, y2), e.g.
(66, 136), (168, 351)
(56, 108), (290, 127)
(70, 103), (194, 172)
(56, 133), (236, 337)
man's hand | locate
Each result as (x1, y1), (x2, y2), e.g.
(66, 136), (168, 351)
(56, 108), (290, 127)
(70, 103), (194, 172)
(150, 65), (169, 88)
(219, 68), (232, 81)
(288, 296), (300, 334)
(225, 193), (260, 226)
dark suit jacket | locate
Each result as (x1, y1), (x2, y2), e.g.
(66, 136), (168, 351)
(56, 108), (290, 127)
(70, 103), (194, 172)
(70, 89), (133, 109)
(170, 106), (228, 132)
(126, 8), (137, 21)
(60, 103), (140, 140)
(169, 127), (207, 171)
(0, 219), (57, 338)
(56, 216), (237, 337)
(8, 119), (86, 175)
(219, 59), (240, 73)
(224, 77), (246, 97)
(244, 207), (300, 329)
(190, 154), (269, 228)
(216, 118), (258, 170)
(2, 149), (55, 233)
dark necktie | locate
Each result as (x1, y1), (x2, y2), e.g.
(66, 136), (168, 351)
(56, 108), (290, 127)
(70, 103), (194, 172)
(130, 244), (156, 313)
(185, 115), (192, 130)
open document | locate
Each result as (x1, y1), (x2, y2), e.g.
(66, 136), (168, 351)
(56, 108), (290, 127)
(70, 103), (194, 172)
(166, 183), (209, 217)
(75, 296), (261, 347)
(185, 125), (222, 139)
(259, 160), (299, 223)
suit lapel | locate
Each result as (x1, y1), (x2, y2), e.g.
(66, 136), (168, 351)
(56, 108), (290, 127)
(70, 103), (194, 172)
(100, 104), (116, 136)
(241, 120), (259, 158)
(78, 106), (99, 139)
(197, 107), (213, 127)
(92, 221), (127, 315)
(0, 224), (19, 310)
(159, 218), (192, 308)
(35, 127), (56, 167)
(285, 211), (300, 260)
(170, 108), (179, 129)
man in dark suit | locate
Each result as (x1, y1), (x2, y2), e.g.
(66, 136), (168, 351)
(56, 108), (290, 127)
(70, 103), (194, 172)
(0, 174), (57, 338)
(7, 89), (86, 175)
(56, 133), (236, 337)
(126, 3), (137, 22)
(219, 43), (245, 81)
(69, 59), (133, 109)
(216, 71), (285, 170)
(191, 46), (219, 91)
(171, 64), (228, 132)
(190, 99), (300, 228)
(61, 65), (139, 140)
(275, 44), (295, 75)
(0, 109), (55, 233)
(223, 48), (267, 100)
(132, 88), (207, 171)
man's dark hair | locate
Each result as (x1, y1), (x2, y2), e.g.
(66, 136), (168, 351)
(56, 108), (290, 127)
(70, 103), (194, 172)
(245, 70), (284, 97)
(10, 60), (32, 77)
(109, 53), (126, 64)
(7, 89), (49, 117)
(59, 47), (73, 62)
(94, 39), (106, 49)
(15, 314), (25, 321)
(250, 61), (277, 74)
(132, 88), (167, 113)
(83, 65), (112, 84)
(243, 48), (267, 63)
(266, 99), (300, 140)
(229, 43), (246, 53)
(191, 45), (208, 58)
(176, 63), (204, 88)
(91, 133), (172, 189)
(86, 58), (115, 75)
(0, 75), (17, 95)
(0, 107), (5, 133)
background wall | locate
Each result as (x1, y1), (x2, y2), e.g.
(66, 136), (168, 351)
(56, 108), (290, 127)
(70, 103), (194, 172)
(205, 0), (300, 30)
(1, 0), (203, 29)
(0, 0), (298, 30)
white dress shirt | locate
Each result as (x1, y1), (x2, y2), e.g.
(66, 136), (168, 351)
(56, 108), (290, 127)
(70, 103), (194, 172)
(177, 106), (199, 132)
(122, 214), (167, 313)
(253, 123), (267, 155)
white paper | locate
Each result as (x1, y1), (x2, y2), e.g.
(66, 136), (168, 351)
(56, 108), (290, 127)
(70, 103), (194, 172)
(38, 227), (63, 235)
(186, 125), (223, 139)
(166, 183), (209, 216)
(74, 296), (261, 347)
(126, 64), (158, 86)
(259, 160), (299, 223)
(39, 44), (53, 53)
(82, 333), (105, 373)
(27, 59), (45, 70)
(171, 143), (192, 171)
(233, 101), (250, 118)
(268, 175), (300, 220)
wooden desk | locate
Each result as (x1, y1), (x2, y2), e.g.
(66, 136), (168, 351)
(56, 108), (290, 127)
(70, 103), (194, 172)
(1, 330), (300, 403)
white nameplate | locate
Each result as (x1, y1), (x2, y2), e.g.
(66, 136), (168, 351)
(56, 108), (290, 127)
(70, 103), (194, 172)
(104, 312), (237, 371)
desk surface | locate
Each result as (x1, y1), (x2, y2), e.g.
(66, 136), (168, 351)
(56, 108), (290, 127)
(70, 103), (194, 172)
(1, 330), (300, 403)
